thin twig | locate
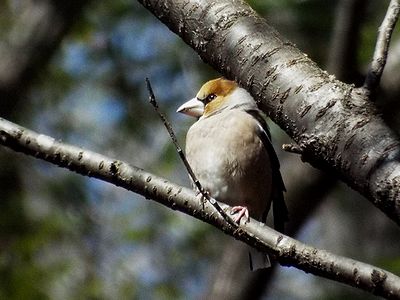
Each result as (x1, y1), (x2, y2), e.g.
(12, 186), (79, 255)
(145, 78), (238, 228)
(364, 0), (400, 92)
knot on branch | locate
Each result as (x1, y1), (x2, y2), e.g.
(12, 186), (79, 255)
(284, 134), (339, 171)
(110, 160), (122, 176)
(371, 269), (388, 293)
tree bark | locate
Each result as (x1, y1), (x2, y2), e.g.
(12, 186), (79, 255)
(0, 117), (400, 299)
(138, 0), (400, 226)
(206, 1), (370, 296)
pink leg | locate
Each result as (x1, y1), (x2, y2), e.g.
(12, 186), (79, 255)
(231, 206), (250, 223)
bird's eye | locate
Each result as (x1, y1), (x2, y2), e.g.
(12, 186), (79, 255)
(205, 93), (217, 103)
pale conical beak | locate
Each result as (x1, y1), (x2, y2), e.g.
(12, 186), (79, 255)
(176, 98), (204, 118)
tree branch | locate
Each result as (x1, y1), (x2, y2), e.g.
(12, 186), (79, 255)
(207, 161), (336, 300)
(207, 1), (368, 296)
(364, 0), (400, 92)
(0, 117), (400, 299)
(138, 0), (400, 226)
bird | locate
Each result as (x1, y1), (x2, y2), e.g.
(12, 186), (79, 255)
(177, 77), (288, 270)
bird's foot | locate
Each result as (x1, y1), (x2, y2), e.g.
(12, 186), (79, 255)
(231, 206), (250, 223)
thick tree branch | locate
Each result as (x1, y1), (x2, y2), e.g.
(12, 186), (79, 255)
(138, 0), (400, 226)
(208, 1), (369, 296)
(0, 118), (400, 299)
(364, 0), (400, 92)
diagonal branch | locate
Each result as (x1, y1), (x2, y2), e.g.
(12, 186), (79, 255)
(138, 0), (400, 227)
(0, 118), (399, 299)
(208, 1), (369, 296)
(364, 0), (400, 92)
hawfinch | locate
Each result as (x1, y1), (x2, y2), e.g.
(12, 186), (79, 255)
(177, 78), (288, 269)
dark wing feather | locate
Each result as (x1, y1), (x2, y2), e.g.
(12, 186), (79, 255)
(246, 109), (289, 232)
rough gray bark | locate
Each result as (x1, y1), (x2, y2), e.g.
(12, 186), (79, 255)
(1, 117), (400, 299)
(138, 0), (400, 226)
(206, 1), (369, 296)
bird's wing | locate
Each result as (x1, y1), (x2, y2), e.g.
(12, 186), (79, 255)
(245, 109), (289, 232)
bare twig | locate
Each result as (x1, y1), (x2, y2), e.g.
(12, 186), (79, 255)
(0, 117), (400, 298)
(145, 78), (238, 228)
(364, 0), (400, 92)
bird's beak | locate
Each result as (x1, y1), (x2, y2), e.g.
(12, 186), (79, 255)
(176, 98), (204, 118)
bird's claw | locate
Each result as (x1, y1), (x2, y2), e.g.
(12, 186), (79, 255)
(231, 206), (250, 223)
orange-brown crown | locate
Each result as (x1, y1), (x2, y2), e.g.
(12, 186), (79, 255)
(196, 78), (237, 116)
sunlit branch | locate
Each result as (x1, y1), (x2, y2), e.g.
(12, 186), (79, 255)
(364, 0), (400, 92)
(138, 0), (400, 227)
(0, 117), (400, 298)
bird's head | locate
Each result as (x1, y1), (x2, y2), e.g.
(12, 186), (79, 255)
(177, 78), (255, 118)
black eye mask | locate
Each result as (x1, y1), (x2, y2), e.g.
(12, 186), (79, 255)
(199, 93), (217, 105)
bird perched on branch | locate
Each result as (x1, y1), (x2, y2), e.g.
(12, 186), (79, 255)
(177, 77), (288, 270)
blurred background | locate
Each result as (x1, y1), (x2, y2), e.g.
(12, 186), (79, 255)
(0, 0), (399, 299)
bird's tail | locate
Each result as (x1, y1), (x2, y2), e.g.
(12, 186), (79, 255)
(248, 247), (271, 271)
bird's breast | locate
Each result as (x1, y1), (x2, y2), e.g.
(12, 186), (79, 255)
(185, 110), (272, 218)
